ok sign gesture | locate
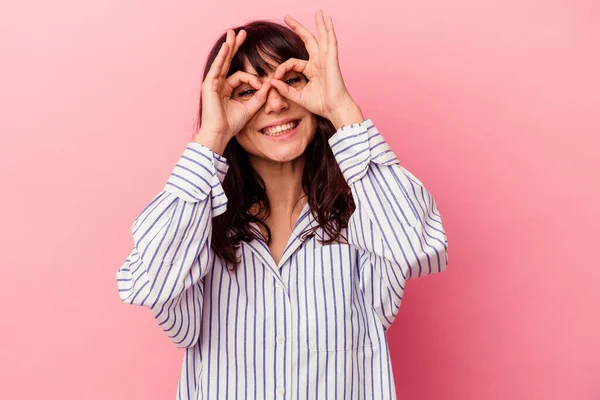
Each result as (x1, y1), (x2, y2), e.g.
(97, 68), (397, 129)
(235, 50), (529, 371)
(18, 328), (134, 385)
(269, 10), (364, 130)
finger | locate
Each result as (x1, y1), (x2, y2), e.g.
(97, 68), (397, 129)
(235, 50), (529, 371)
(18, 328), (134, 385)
(225, 71), (263, 94)
(221, 29), (247, 79)
(283, 15), (319, 54)
(273, 58), (309, 80)
(245, 81), (272, 113)
(269, 79), (302, 104)
(230, 29), (246, 61)
(219, 29), (246, 78)
(219, 29), (236, 78)
(204, 41), (228, 87)
(315, 10), (328, 52)
(326, 16), (338, 59)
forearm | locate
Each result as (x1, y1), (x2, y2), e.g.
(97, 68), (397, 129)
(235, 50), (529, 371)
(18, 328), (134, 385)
(329, 118), (448, 280)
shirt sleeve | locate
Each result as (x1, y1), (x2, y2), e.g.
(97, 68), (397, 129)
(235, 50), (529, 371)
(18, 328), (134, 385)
(116, 142), (229, 348)
(329, 118), (448, 330)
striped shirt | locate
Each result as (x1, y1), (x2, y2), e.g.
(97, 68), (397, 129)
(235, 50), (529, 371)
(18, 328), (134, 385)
(116, 118), (448, 400)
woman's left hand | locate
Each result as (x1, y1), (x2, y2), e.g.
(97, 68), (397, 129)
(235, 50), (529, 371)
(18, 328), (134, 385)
(269, 10), (364, 129)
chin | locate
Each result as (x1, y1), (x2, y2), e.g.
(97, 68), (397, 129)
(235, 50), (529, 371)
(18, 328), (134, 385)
(259, 146), (307, 163)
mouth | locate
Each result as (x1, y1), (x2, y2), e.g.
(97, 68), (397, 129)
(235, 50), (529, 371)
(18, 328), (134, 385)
(260, 119), (301, 140)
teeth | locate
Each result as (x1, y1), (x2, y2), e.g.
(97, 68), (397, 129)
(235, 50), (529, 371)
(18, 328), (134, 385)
(262, 120), (298, 136)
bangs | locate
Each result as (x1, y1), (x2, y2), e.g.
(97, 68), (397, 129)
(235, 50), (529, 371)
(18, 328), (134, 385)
(226, 21), (309, 78)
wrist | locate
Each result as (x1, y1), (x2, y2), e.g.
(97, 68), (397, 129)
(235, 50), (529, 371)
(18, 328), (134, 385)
(193, 131), (229, 156)
(328, 101), (365, 131)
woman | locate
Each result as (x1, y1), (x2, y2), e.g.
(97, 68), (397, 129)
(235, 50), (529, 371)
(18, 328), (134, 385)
(117, 10), (448, 400)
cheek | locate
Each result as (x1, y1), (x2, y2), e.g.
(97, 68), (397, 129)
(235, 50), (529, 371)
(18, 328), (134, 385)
(305, 119), (318, 141)
(234, 131), (266, 159)
(235, 124), (255, 141)
(234, 133), (254, 153)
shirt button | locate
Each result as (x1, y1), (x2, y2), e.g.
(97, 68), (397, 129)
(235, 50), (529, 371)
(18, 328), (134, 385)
(275, 283), (284, 289)
(276, 334), (285, 344)
(277, 387), (285, 396)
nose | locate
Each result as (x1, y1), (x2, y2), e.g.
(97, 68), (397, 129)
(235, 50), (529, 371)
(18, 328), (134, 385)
(263, 85), (289, 114)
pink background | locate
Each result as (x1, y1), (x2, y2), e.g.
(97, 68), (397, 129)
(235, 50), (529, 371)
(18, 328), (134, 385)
(1, 1), (598, 399)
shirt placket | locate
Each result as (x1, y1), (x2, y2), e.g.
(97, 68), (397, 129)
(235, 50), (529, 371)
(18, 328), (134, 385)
(272, 265), (294, 399)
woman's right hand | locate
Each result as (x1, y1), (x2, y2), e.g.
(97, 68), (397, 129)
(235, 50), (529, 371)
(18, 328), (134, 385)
(194, 29), (272, 155)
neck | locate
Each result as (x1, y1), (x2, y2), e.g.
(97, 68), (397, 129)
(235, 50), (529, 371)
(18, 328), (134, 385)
(249, 154), (307, 216)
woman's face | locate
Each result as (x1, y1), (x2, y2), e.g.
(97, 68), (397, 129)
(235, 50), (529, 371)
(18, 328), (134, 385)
(232, 58), (318, 164)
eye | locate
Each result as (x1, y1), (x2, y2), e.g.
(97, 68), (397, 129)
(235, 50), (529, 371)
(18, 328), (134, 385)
(284, 77), (302, 85)
(238, 89), (256, 97)
(236, 76), (304, 98)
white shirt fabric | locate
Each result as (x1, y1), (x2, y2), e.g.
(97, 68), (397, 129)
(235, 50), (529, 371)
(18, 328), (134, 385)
(116, 118), (448, 399)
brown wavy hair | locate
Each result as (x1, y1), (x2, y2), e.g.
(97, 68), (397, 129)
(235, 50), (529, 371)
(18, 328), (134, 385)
(193, 20), (355, 268)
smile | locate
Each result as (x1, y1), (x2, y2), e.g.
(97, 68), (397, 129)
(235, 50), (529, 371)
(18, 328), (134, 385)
(260, 120), (300, 136)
